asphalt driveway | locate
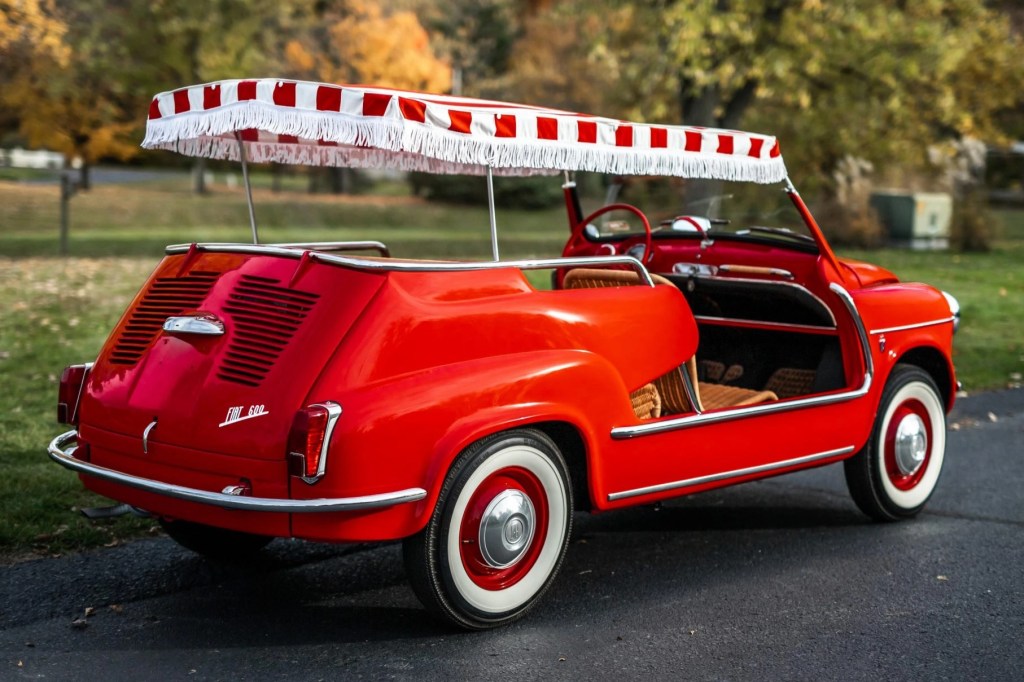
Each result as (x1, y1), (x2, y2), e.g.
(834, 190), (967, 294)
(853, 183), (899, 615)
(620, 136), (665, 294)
(3, 388), (1022, 680)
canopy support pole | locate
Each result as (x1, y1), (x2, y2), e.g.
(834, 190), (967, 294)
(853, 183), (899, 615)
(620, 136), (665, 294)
(486, 165), (499, 261)
(784, 176), (848, 286)
(562, 171), (583, 232)
(235, 133), (259, 245)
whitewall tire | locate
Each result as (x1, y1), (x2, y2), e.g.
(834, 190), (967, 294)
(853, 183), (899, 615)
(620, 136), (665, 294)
(404, 429), (573, 629)
(844, 365), (947, 521)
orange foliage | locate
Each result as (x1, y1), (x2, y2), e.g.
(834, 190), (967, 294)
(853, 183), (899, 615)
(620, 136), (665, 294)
(3, 1), (139, 174)
(505, 10), (606, 114)
(0, 0), (68, 63)
(284, 0), (450, 92)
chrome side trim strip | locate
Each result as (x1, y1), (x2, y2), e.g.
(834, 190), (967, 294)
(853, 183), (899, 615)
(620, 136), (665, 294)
(680, 365), (702, 415)
(612, 282), (874, 440)
(610, 374), (871, 438)
(829, 282), (873, 377)
(48, 431), (426, 513)
(165, 243), (655, 286)
(606, 446), (855, 501)
(693, 315), (836, 333)
(869, 317), (956, 335)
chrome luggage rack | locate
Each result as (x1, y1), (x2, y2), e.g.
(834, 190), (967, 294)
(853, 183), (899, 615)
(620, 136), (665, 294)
(165, 241), (656, 285)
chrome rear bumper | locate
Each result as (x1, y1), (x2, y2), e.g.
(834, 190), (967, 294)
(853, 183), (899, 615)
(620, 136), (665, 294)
(48, 430), (427, 513)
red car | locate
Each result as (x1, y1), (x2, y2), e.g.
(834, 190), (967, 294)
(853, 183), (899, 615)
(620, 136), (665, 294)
(50, 80), (959, 629)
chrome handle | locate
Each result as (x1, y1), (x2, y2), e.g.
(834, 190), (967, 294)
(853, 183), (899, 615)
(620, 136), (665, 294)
(163, 314), (224, 336)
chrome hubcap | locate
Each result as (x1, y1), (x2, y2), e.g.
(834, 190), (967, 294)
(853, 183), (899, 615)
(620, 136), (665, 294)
(894, 413), (928, 476)
(479, 489), (536, 569)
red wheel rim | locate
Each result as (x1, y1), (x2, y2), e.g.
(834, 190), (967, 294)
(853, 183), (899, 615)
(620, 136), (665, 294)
(458, 466), (549, 590)
(883, 399), (933, 491)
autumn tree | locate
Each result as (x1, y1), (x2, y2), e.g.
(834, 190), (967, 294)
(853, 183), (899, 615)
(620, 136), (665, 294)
(283, 0), (450, 192)
(530, 2), (1022, 175)
(283, 1), (450, 93)
(404, 0), (519, 98)
(0, 0), (68, 143)
(3, 0), (146, 188)
(500, 9), (611, 114)
(132, 0), (309, 193)
(0, 0), (69, 137)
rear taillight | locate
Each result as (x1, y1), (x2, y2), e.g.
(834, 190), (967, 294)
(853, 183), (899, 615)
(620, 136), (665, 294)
(57, 363), (93, 426)
(286, 402), (342, 484)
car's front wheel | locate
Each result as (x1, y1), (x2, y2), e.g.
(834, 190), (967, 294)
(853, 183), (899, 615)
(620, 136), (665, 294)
(844, 365), (947, 521)
(403, 428), (573, 629)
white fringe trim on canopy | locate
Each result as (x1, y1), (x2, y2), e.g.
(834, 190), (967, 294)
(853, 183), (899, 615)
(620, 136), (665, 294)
(143, 86), (789, 183)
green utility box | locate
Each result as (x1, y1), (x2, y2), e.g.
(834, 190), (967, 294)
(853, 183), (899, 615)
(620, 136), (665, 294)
(869, 191), (952, 250)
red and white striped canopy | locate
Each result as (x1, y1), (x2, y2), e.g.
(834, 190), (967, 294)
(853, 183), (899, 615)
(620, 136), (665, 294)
(143, 79), (787, 183)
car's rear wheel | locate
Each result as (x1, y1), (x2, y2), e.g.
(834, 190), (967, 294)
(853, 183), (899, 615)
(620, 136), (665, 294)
(844, 365), (946, 521)
(160, 518), (272, 560)
(403, 429), (573, 629)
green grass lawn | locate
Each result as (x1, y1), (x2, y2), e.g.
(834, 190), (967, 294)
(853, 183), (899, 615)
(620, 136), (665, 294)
(1, 175), (1021, 560)
(0, 179), (568, 258)
(0, 258), (162, 559)
(838, 208), (1024, 392)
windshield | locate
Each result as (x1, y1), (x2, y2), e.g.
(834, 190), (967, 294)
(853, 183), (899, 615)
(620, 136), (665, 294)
(577, 176), (815, 248)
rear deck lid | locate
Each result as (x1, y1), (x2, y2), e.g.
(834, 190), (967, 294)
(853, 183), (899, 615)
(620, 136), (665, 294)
(80, 251), (384, 459)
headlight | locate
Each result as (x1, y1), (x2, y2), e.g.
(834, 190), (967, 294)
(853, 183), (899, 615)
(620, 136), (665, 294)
(941, 291), (960, 334)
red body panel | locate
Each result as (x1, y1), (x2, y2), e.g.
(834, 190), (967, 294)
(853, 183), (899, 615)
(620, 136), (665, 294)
(65, 194), (956, 544)
(81, 254), (386, 459)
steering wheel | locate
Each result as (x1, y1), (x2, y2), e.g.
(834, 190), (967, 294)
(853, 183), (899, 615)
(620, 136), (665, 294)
(563, 203), (654, 264)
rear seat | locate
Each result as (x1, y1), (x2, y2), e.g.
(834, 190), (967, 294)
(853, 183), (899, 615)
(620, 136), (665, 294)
(562, 268), (778, 417)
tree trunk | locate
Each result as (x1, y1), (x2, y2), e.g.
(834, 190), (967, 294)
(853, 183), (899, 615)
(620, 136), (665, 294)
(78, 162), (91, 191)
(271, 164), (282, 193)
(679, 78), (758, 130)
(193, 158), (208, 195)
(679, 79), (721, 127)
(329, 167), (349, 194)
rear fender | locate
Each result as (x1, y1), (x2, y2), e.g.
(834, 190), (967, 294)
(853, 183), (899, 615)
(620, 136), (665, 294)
(301, 349), (625, 537)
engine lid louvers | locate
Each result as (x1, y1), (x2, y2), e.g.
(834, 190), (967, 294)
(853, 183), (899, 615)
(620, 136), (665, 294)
(217, 275), (320, 387)
(109, 273), (218, 365)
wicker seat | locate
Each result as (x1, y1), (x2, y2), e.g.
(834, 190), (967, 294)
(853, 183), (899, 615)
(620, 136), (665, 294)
(654, 358), (777, 414)
(562, 267), (778, 415)
(562, 267), (675, 289)
(629, 383), (662, 420)
(564, 268), (671, 421)
(697, 381), (778, 411)
(763, 367), (817, 399)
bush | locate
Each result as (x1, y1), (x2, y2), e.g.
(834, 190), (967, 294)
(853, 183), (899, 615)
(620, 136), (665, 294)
(409, 172), (564, 209)
(814, 198), (886, 248)
(951, 187), (992, 252)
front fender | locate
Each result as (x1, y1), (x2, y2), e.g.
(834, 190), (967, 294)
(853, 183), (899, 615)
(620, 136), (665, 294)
(850, 283), (956, 410)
